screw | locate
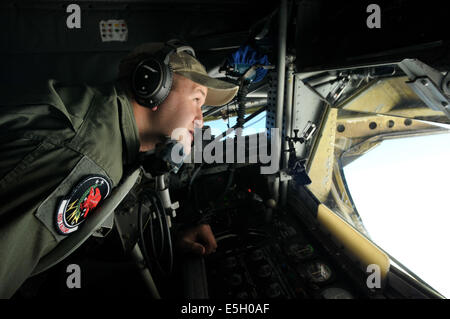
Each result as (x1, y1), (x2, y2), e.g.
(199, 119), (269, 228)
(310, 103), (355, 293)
(337, 124), (345, 133)
(388, 120), (395, 128)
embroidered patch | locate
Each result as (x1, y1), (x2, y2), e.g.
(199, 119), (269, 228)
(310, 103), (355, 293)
(56, 175), (111, 235)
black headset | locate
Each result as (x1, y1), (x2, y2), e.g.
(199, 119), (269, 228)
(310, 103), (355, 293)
(131, 40), (196, 108)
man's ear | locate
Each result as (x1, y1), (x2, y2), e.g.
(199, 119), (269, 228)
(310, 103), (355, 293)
(151, 106), (158, 111)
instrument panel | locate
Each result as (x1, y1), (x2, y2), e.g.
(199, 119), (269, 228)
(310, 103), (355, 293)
(173, 164), (367, 299)
(198, 190), (361, 299)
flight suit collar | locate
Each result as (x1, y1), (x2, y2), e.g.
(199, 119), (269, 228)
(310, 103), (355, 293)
(116, 88), (140, 166)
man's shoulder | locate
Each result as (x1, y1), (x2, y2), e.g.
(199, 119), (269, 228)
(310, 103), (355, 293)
(1, 79), (118, 109)
(2, 79), (61, 108)
(51, 80), (118, 120)
(1, 79), (120, 132)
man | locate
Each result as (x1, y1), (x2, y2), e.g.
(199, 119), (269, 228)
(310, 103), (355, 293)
(0, 41), (239, 297)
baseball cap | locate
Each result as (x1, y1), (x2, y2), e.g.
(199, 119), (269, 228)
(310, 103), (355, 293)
(121, 42), (239, 106)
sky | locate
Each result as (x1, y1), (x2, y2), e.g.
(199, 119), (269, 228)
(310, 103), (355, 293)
(204, 111), (267, 138)
(344, 129), (450, 298)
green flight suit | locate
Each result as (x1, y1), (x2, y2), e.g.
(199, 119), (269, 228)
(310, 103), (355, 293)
(0, 79), (140, 298)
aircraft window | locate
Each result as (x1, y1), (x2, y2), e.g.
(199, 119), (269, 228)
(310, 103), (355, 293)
(342, 122), (450, 297)
(204, 111), (267, 138)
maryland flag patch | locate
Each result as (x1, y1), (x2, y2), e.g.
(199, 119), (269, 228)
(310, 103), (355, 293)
(56, 175), (111, 235)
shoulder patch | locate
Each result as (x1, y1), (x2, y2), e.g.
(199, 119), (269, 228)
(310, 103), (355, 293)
(36, 156), (113, 242)
(56, 175), (111, 235)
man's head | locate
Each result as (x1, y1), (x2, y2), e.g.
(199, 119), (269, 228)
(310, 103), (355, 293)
(118, 42), (239, 155)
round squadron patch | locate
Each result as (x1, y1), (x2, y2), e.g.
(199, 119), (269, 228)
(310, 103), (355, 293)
(56, 175), (111, 235)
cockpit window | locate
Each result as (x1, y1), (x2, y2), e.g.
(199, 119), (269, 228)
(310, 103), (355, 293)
(342, 127), (450, 297)
(303, 72), (450, 297)
(204, 111), (267, 138)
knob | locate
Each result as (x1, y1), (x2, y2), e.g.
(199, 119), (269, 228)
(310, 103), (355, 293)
(265, 282), (282, 298)
(228, 273), (243, 287)
(287, 243), (314, 261)
(224, 256), (238, 269)
(249, 249), (264, 262)
(256, 263), (272, 278)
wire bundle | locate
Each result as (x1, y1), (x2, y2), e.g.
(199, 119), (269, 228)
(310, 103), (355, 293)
(138, 191), (173, 277)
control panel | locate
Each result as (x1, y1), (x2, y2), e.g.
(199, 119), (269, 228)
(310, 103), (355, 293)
(201, 202), (361, 299)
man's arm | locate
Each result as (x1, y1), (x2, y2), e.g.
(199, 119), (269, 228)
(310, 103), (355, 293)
(0, 137), (83, 298)
(0, 81), (87, 297)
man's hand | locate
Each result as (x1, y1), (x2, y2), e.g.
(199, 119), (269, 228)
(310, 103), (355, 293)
(176, 224), (217, 256)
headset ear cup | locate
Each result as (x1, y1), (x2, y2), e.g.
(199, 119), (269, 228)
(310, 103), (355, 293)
(131, 57), (172, 108)
(152, 63), (173, 107)
(131, 40), (193, 108)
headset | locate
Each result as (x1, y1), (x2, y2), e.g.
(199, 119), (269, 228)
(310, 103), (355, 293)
(131, 39), (196, 108)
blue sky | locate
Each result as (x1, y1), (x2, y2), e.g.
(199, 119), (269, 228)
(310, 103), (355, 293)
(205, 111), (267, 138)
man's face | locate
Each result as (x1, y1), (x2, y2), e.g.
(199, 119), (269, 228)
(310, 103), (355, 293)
(152, 74), (206, 155)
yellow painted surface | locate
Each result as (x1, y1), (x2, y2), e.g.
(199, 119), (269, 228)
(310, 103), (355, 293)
(340, 77), (448, 124)
(343, 77), (420, 114)
(307, 108), (337, 202)
(317, 204), (390, 279)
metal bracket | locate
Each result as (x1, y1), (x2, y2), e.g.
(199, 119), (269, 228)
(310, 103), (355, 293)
(279, 169), (293, 182)
(407, 77), (450, 114)
(168, 201), (180, 218)
(442, 72), (450, 96)
(285, 121), (317, 151)
(301, 121), (317, 142)
(265, 170), (293, 185)
(398, 59), (450, 117)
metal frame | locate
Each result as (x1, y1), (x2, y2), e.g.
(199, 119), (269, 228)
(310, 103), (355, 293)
(398, 59), (450, 118)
